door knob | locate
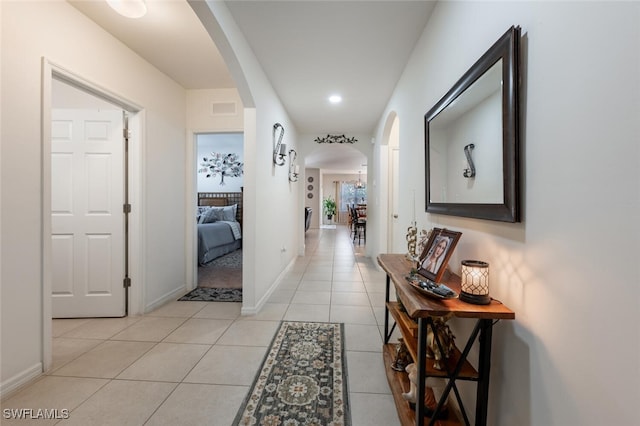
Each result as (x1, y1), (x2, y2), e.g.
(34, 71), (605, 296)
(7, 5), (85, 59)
(393, 214), (398, 219)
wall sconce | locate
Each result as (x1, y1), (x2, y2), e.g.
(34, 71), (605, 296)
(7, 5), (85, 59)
(459, 260), (490, 304)
(273, 123), (286, 166)
(463, 143), (476, 178)
(288, 149), (299, 182)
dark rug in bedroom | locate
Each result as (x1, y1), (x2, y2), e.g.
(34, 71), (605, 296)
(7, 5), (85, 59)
(198, 249), (242, 289)
(178, 287), (242, 302)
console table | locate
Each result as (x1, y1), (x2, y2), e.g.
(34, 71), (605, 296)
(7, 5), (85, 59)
(378, 254), (515, 426)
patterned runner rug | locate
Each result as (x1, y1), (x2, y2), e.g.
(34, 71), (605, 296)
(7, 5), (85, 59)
(234, 321), (351, 426)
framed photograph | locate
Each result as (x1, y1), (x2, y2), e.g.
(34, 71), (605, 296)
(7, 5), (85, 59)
(417, 228), (462, 282)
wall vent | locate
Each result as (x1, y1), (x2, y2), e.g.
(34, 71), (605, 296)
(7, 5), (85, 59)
(211, 101), (236, 116)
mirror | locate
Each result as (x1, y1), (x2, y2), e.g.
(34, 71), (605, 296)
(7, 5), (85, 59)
(425, 26), (521, 222)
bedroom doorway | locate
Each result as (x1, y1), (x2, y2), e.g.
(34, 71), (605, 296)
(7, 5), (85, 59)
(193, 133), (244, 299)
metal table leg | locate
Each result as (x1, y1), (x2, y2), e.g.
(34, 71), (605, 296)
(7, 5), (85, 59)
(416, 317), (427, 426)
(384, 274), (390, 343)
(475, 319), (493, 426)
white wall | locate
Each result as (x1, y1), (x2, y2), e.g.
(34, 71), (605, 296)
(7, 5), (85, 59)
(186, 88), (243, 133)
(1, 1), (188, 395)
(431, 90), (502, 203)
(196, 133), (244, 192)
(374, 2), (640, 425)
(304, 168), (320, 229)
(193, 1), (300, 314)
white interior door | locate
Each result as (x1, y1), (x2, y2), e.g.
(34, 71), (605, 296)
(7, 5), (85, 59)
(388, 147), (400, 252)
(51, 109), (125, 318)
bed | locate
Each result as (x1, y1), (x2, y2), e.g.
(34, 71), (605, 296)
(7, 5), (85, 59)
(197, 192), (243, 265)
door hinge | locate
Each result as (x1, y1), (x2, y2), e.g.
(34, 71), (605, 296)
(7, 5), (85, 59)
(123, 204), (132, 214)
(123, 129), (131, 139)
(123, 277), (132, 288)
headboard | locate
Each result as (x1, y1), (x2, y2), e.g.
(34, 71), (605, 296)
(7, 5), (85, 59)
(198, 191), (243, 226)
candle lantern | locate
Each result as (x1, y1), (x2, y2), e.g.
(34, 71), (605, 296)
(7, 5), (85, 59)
(459, 260), (490, 305)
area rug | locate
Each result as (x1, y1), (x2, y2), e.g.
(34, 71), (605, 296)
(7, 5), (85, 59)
(178, 287), (242, 302)
(198, 249), (242, 289)
(234, 321), (351, 426)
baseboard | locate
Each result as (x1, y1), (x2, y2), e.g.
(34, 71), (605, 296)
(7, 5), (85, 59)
(145, 285), (188, 313)
(0, 363), (42, 401)
(241, 256), (296, 316)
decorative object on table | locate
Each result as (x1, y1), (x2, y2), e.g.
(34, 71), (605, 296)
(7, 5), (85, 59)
(323, 196), (337, 220)
(416, 228), (431, 259)
(459, 260), (491, 305)
(288, 149), (299, 182)
(401, 363), (418, 404)
(402, 364), (449, 419)
(234, 321), (350, 426)
(314, 134), (358, 144)
(406, 277), (458, 300)
(426, 314), (455, 370)
(405, 221), (418, 261)
(405, 190), (424, 261)
(417, 227), (462, 282)
(391, 337), (411, 372)
(198, 152), (243, 186)
(463, 143), (476, 178)
(272, 122), (286, 166)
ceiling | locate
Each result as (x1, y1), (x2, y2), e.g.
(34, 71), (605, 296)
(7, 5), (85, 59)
(69, 0), (435, 172)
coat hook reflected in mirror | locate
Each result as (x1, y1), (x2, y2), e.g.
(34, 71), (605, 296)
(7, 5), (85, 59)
(273, 123), (286, 166)
(288, 149), (299, 182)
(463, 143), (476, 178)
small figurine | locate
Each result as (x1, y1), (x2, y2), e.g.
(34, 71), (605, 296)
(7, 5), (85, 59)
(402, 363), (449, 417)
(391, 338), (411, 372)
(416, 228), (431, 260)
(402, 363), (449, 418)
(405, 222), (418, 260)
(426, 314), (455, 370)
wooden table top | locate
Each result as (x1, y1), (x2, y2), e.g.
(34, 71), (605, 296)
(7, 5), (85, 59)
(378, 254), (515, 320)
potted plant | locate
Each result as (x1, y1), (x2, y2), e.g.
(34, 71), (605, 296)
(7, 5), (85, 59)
(323, 196), (337, 220)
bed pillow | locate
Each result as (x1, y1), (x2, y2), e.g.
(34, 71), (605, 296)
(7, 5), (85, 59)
(221, 204), (237, 222)
(199, 206), (220, 224)
(198, 204), (237, 223)
(196, 206), (209, 223)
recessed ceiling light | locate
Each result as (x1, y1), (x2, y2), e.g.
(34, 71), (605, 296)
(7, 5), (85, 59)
(329, 95), (342, 104)
(106, 0), (147, 19)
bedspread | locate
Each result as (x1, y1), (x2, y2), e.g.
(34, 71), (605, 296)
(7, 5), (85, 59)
(198, 221), (242, 265)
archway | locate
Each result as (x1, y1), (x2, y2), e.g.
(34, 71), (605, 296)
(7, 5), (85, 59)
(303, 143), (368, 230)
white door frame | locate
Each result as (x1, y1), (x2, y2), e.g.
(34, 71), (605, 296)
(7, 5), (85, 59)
(41, 59), (145, 371)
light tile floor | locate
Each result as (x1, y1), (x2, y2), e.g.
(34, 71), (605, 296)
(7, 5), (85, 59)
(1, 226), (401, 426)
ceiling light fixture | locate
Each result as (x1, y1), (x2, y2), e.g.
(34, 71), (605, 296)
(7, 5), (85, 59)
(106, 0), (147, 19)
(328, 95), (342, 104)
(355, 171), (366, 189)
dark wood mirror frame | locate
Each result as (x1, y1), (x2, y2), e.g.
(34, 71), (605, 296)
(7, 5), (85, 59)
(425, 25), (521, 222)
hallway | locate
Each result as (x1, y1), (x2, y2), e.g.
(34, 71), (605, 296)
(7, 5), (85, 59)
(1, 226), (401, 425)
